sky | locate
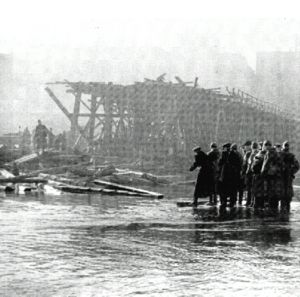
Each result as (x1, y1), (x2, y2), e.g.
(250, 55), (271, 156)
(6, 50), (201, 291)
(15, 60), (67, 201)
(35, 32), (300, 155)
(1, 0), (300, 68)
(2, 0), (300, 132)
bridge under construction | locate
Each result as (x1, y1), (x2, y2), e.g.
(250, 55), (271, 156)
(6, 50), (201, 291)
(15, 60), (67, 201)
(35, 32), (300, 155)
(45, 75), (300, 165)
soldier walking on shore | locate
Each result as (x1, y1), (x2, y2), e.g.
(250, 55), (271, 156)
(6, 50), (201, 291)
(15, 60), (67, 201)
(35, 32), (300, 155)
(34, 120), (48, 155)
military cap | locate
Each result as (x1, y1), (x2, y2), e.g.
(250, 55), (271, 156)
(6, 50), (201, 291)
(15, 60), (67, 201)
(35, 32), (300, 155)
(251, 141), (258, 149)
(282, 141), (289, 148)
(275, 143), (281, 148)
(210, 142), (217, 148)
(243, 140), (252, 146)
(222, 143), (231, 149)
(231, 143), (238, 150)
(263, 140), (272, 147)
(192, 146), (202, 152)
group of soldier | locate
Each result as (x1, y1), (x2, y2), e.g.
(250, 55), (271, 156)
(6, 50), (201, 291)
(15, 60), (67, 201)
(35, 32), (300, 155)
(190, 140), (299, 212)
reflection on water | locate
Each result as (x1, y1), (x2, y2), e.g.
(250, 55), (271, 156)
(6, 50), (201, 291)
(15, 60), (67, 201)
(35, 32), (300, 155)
(0, 186), (300, 297)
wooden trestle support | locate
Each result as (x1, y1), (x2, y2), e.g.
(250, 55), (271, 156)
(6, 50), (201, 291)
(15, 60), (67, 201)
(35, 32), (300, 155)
(45, 76), (300, 166)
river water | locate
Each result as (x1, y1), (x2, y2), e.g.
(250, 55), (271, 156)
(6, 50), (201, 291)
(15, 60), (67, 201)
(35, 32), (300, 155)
(0, 185), (300, 297)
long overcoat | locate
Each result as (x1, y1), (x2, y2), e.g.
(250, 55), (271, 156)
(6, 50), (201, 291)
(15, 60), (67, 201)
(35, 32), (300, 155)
(190, 151), (214, 198)
(280, 150), (300, 200)
(207, 149), (220, 187)
(218, 150), (241, 197)
(261, 148), (284, 199)
(251, 150), (267, 199)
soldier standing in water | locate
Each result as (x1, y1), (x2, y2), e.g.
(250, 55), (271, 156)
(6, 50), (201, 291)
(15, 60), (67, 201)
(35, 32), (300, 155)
(190, 147), (214, 207)
(207, 142), (220, 205)
(280, 141), (299, 212)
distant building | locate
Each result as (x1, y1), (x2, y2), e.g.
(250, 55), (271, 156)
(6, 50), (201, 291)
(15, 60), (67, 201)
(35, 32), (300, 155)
(209, 53), (256, 93)
(256, 51), (300, 111)
(0, 53), (13, 99)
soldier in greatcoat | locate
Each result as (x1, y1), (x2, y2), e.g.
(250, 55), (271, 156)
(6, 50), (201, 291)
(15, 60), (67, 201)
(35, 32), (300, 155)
(240, 140), (252, 205)
(190, 147), (214, 207)
(279, 141), (299, 212)
(261, 140), (284, 211)
(218, 143), (241, 207)
(251, 142), (268, 209)
(245, 141), (259, 207)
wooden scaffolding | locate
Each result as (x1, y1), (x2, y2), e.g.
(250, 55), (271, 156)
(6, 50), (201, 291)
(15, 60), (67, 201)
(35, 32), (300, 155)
(45, 76), (300, 164)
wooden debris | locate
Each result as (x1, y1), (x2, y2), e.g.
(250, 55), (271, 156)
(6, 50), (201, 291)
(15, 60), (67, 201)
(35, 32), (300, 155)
(8, 153), (38, 165)
(0, 177), (48, 184)
(93, 179), (164, 198)
(0, 169), (15, 178)
(52, 184), (103, 194)
(49, 180), (154, 197)
(95, 165), (117, 177)
(26, 162), (91, 176)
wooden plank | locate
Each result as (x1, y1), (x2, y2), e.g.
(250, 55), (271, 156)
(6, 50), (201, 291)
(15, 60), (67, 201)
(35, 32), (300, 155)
(9, 153), (38, 165)
(50, 181), (153, 196)
(52, 184), (103, 194)
(45, 87), (90, 144)
(93, 179), (164, 198)
(0, 169), (15, 178)
(71, 91), (81, 144)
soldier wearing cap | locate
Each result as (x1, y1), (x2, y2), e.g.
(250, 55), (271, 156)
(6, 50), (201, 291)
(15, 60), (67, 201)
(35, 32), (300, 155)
(243, 140), (252, 153)
(207, 142), (220, 204)
(261, 140), (284, 211)
(245, 141), (259, 206)
(239, 140), (252, 205)
(190, 146), (214, 207)
(275, 143), (282, 153)
(251, 140), (269, 209)
(218, 143), (241, 207)
(279, 141), (299, 212)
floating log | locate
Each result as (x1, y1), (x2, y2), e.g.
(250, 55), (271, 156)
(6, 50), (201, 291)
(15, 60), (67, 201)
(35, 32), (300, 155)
(100, 189), (150, 196)
(52, 184), (103, 194)
(93, 179), (164, 198)
(0, 177), (48, 184)
(0, 185), (15, 192)
(50, 181), (154, 196)
(176, 200), (211, 207)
